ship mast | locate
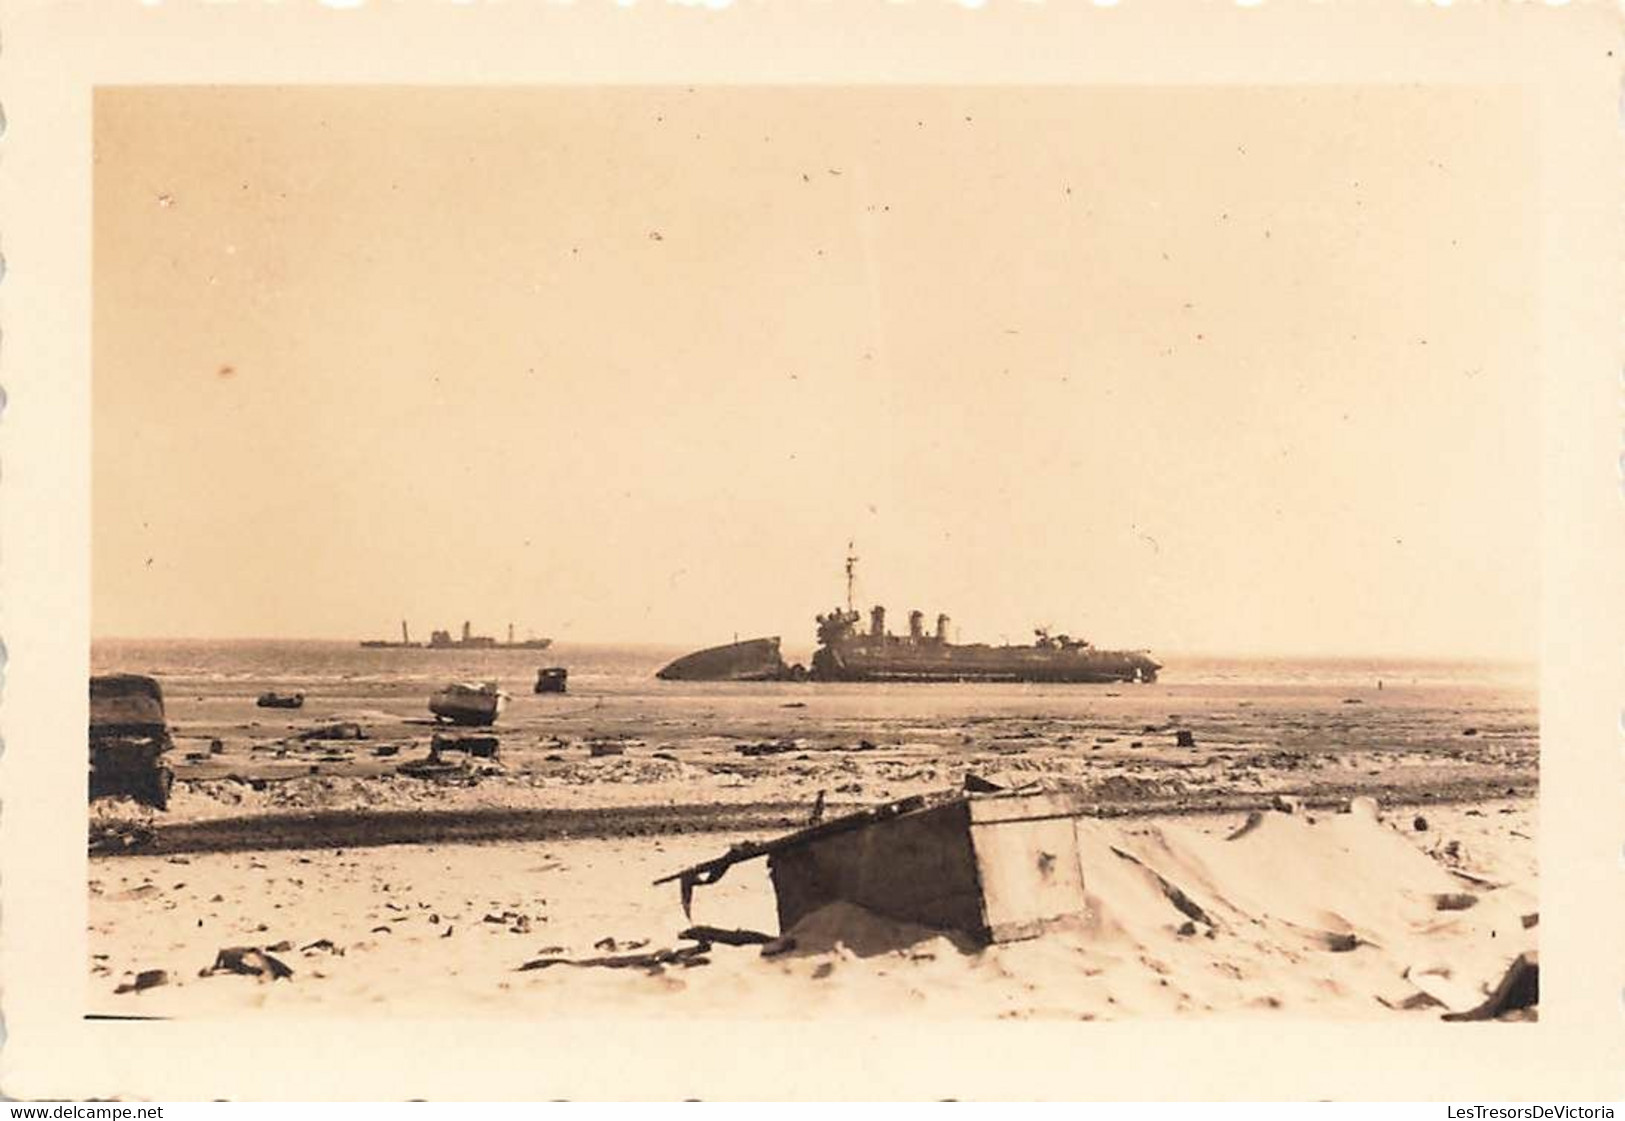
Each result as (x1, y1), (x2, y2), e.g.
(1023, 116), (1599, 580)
(845, 540), (858, 614)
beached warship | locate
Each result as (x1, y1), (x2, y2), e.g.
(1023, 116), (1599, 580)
(810, 606), (1159, 684)
(657, 548), (1160, 684)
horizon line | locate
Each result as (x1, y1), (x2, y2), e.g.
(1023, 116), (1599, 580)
(88, 634), (1539, 666)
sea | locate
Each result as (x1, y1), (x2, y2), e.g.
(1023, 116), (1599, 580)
(91, 639), (1538, 701)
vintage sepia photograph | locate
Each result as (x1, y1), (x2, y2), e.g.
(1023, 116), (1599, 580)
(82, 83), (1545, 1025)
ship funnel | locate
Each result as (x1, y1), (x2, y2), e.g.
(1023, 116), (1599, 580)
(936, 613), (950, 641)
(908, 610), (925, 639)
(870, 605), (886, 637)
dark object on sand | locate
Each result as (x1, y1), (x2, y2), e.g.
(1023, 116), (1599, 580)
(1462, 727), (1479, 737)
(963, 772), (1005, 794)
(1413, 815), (1429, 832)
(89, 674), (176, 810)
(678, 925), (776, 946)
(1175, 730), (1197, 748)
(534, 667), (569, 694)
(1433, 892), (1479, 912)
(396, 756), (484, 783)
(657, 789), (1103, 945)
(432, 733), (500, 760)
(256, 692), (305, 709)
(297, 722), (365, 741)
(657, 637), (803, 682)
(589, 740), (627, 758)
(205, 946), (293, 981)
(115, 968), (170, 994)
(518, 943), (712, 972)
(1443, 951), (1538, 1021)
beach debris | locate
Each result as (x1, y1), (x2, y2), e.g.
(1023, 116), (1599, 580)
(678, 925), (776, 947)
(1413, 815), (1429, 832)
(256, 692), (305, 709)
(300, 939), (344, 956)
(1269, 794), (1302, 814)
(1442, 952), (1538, 1022)
(89, 820), (156, 855)
(432, 733), (501, 760)
(589, 740), (627, 758)
(396, 757), (485, 784)
(1175, 730), (1197, 748)
(265, 940), (293, 952)
(517, 944), (711, 972)
(372, 744), (401, 757)
(204, 946), (293, 981)
(1432, 893), (1479, 912)
(209, 738), (225, 754)
(660, 790), (1113, 944)
(736, 739), (797, 757)
(296, 722), (365, 742)
(963, 772), (1005, 794)
(115, 969), (170, 994)
(808, 789), (827, 825)
(533, 667), (569, 694)
(1462, 728), (1479, 736)
(89, 674), (176, 810)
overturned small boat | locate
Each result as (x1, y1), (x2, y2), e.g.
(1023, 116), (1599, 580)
(429, 682), (507, 726)
(256, 691), (305, 709)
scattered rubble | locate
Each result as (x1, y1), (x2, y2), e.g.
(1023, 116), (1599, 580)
(203, 946), (293, 981)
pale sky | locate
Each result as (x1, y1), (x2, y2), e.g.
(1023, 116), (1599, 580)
(93, 86), (1539, 658)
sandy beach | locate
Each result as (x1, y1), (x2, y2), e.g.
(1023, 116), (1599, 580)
(87, 642), (1538, 1021)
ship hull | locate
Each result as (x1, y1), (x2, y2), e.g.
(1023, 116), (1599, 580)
(811, 643), (1158, 684)
(657, 637), (797, 682)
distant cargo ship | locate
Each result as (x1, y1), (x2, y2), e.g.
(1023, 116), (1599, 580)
(362, 621), (552, 650)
